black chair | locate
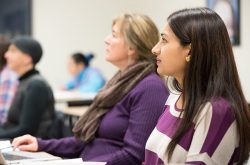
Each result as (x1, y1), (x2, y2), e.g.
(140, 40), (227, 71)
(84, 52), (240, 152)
(46, 112), (67, 139)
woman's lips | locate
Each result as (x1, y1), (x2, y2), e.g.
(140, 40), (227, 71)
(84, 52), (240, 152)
(156, 58), (161, 64)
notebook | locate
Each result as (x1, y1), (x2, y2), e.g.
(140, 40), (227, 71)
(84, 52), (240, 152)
(0, 150), (61, 165)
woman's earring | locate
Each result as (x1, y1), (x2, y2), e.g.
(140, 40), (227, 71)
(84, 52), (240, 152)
(186, 55), (191, 62)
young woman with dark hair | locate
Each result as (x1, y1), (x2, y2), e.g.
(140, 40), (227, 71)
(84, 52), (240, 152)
(63, 52), (105, 93)
(145, 7), (250, 165)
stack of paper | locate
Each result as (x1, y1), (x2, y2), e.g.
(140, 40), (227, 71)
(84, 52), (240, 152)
(21, 158), (106, 165)
(0, 140), (13, 152)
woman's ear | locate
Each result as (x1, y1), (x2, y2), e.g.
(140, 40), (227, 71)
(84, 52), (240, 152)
(24, 54), (33, 65)
(127, 46), (137, 65)
(128, 46), (136, 57)
(78, 63), (85, 70)
(187, 43), (191, 55)
(185, 44), (192, 62)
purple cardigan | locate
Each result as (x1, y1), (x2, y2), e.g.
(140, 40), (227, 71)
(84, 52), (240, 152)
(37, 73), (169, 165)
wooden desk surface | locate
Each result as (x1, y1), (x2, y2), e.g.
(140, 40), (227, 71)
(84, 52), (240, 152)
(57, 106), (89, 117)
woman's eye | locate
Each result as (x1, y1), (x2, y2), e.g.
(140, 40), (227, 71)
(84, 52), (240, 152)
(112, 33), (117, 38)
(162, 37), (167, 42)
(161, 37), (167, 43)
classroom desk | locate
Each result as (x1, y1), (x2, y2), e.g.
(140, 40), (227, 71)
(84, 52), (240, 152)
(0, 141), (106, 165)
(54, 90), (96, 106)
(56, 105), (89, 128)
(57, 106), (88, 117)
(53, 90), (95, 129)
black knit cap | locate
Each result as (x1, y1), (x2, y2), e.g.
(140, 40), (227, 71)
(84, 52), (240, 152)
(11, 36), (43, 65)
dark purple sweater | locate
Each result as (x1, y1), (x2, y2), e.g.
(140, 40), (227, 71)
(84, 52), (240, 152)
(37, 73), (169, 165)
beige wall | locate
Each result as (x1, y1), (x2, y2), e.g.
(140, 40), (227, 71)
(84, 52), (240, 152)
(32, 0), (250, 102)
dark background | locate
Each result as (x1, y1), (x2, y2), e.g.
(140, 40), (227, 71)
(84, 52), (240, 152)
(0, 0), (31, 39)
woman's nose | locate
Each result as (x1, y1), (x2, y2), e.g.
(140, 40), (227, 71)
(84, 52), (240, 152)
(104, 35), (111, 45)
(152, 45), (159, 56)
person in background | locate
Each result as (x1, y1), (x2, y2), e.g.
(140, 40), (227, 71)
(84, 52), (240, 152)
(12, 13), (169, 165)
(62, 52), (105, 93)
(0, 36), (56, 139)
(0, 37), (18, 125)
(144, 8), (250, 164)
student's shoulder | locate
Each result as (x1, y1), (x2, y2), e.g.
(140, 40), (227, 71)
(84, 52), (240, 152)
(27, 75), (49, 89)
(86, 67), (103, 76)
(210, 97), (232, 113)
(137, 73), (165, 88)
(197, 98), (234, 123)
(131, 73), (168, 96)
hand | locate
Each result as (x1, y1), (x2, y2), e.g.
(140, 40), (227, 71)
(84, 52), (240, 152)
(12, 134), (38, 152)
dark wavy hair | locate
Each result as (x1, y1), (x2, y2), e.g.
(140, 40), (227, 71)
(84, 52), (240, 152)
(166, 8), (250, 164)
(71, 52), (94, 67)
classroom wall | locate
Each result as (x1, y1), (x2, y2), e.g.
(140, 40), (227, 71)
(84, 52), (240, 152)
(32, 0), (250, 102)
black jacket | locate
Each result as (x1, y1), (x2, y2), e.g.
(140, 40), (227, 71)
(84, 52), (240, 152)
(0, 69), (55, 139)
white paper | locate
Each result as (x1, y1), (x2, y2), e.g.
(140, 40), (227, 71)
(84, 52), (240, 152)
(21, 158), (106, 165)
(0, 140), (12, 152)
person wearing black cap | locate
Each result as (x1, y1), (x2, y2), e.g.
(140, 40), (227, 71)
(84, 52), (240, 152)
(0, 36), (56, 139)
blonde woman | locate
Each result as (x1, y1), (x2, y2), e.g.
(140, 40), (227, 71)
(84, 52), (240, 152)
(13, 13), (169, 165)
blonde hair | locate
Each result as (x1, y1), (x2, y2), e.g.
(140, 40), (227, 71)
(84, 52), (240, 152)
(113, 13), (159, 62)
